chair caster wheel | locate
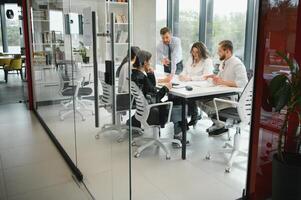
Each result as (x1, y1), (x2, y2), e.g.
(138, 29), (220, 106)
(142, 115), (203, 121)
(225, 168), (231, 173)
(95, 134), (100, 140)
(166, 156), (171, 160)
(205, 155), (211, 160)
(134, 152), (140, 158)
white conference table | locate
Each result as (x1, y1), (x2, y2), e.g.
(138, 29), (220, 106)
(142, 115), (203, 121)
(157, 75), (243, 160)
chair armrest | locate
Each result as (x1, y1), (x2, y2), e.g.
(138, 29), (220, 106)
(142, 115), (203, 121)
(213, 98), (238, 106)
(147, 101), (173, 124)
(213, 98), (238, 123)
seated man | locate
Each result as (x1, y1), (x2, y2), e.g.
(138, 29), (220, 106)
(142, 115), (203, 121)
(201, 40), (248, 136)
(205, 40), (248, 88)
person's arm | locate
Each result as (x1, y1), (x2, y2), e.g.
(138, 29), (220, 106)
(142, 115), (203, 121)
(118, 63), (130, 92)
(146, 72), (156, 87)
(170, 38), (182, 75)
(213, 76), (237, 87)
(144, 74), (169, 101)
(234, 63), (248, 88)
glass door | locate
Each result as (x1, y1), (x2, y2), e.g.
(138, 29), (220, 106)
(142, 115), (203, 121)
(68, 0), (131, 199)
(31, 0), (78, 166)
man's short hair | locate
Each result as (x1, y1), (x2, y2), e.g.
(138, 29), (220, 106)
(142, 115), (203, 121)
(219, 40), (233, 53)
(160, 27), (171, 35)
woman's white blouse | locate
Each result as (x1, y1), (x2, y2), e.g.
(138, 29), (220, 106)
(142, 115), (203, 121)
(180, 57), (214, 81)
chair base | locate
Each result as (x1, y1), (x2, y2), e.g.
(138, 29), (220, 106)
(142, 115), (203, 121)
(205, 130), (247, 173)
(59, 98), (94, 121)
(133, 128), (182, 160)
(95, 124), (143, 143)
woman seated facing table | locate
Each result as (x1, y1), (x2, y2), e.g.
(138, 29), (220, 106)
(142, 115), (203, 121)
(178, 42), (214, 127)
(131, 50), (190, 146)
(131, 50), (172, 128)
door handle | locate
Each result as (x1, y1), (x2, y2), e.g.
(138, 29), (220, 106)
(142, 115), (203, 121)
(92, 11), (99, 128)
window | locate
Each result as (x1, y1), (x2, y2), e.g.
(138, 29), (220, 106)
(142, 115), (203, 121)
(49, 10), (64, 32)
(156, 0), (167, 45)
(0, 16), (2, 53)
(177, 0), (200, 62)
(206, 0), (248, 62)
(5, 3), (21, 54)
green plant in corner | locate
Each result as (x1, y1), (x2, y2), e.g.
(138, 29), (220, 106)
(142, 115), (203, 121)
(268, 51), (301, 161)
(79, 42), (86, 57)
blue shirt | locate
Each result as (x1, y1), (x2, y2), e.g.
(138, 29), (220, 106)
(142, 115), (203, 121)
(156, 36), (183, 74)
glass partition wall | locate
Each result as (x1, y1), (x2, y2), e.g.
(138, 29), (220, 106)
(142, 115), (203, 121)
(29, 0), (256, 199)
(30, 0), (131, 199)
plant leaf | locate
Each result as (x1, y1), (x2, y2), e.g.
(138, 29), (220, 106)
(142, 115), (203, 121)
(273, 83), (291, 112)
(269, 74), (288, 97)
(276, 51), (294, 69)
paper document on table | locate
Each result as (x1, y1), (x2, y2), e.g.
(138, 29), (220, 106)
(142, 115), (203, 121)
(190, 80), (215, 88)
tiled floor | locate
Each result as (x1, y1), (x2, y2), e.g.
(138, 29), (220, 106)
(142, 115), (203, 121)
(28, 66), (250, 199)
(36, 102), (250, 200)
(0, 73), (25, 105)
(0, 104), (91, 200)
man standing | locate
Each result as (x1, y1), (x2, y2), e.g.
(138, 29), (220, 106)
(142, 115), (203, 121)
(157, 27), (183, 75)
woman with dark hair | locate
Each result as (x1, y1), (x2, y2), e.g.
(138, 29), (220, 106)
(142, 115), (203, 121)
(179, 42), (213, 127)
(117, 46), (140, 93)
(179, 42), (213, 81)
(131, 50), (172, 128)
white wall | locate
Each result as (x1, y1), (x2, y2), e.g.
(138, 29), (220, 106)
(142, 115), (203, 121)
(133, 0), (157, 65)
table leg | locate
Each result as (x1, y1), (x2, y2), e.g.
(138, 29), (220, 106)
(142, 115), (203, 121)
(181, 98), (187, 160)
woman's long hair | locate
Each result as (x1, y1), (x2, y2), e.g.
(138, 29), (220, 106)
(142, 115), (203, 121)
(190, 42), (210, 64)
(116, 46), (140, 77)
(133, 50), (152, 69)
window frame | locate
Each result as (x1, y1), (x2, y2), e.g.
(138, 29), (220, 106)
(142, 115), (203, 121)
(167, 0), (257, 70)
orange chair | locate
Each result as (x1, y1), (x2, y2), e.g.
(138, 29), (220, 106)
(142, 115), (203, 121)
(3, 55), (22, 83)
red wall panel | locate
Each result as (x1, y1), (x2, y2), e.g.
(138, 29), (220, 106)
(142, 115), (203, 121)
(247, 0), (301, 199)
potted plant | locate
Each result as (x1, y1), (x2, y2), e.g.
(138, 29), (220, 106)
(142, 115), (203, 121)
(268, 51), (301, 200)
(79, 42), (89, 64)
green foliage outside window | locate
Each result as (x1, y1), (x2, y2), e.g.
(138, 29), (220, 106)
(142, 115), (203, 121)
(178, 11), (199, 63)
(176, 11), (246, 62)
(209, 13), (246, 60)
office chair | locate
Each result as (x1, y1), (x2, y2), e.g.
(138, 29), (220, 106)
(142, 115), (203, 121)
(130, 81), (182, 159)
(57, 66), (93, 121)
(0, 58), (11, 79)
(95, 72), (142, 142)
(205, 77), (254, 172)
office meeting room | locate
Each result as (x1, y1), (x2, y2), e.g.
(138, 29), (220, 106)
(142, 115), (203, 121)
(28, 0), (258, 199)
